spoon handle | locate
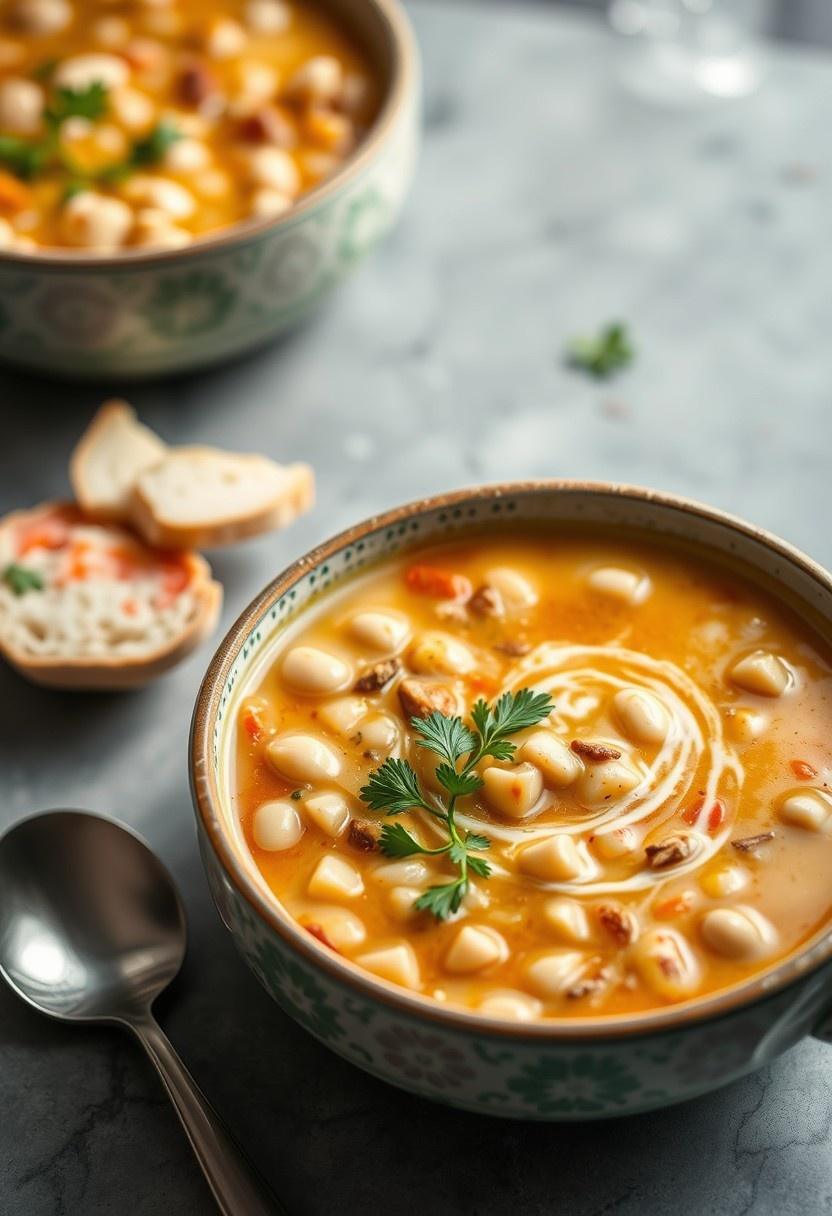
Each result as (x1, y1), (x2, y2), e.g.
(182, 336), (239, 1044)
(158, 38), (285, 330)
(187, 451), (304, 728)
(130, 1012), (286, 1216)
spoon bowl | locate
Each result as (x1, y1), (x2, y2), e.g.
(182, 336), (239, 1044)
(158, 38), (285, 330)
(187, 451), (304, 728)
(0, 809), (283, 1215)
(0, 810), (184, 1023)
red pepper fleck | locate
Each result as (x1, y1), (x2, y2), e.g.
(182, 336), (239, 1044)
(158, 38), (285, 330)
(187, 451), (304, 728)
(790, 760), (818, 781)
(305, 923), (339, 952)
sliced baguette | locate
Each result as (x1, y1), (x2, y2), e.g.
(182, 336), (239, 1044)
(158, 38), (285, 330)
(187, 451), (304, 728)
(0, 502), (222, 690)
(128, 447), (315, 549)
(70, 400), (168, 523)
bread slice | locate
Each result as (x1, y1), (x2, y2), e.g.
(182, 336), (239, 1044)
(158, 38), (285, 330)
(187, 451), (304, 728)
(128, 447), (315, 549)
(70, 400), (168, 523)
(0, 502), (222, 690)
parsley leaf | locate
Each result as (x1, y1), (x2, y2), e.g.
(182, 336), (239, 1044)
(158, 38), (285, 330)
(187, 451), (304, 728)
(360, 758), (431, 816)
(415, 881), (467, 920)
(0, 135), (49, 180)
(379, 822), (427, 858)
(129, 120), (183, 167)
(566, 322), (635, 379)
(2, 563), (44, 595)
(361, 688), (553, 921)
(412, 711), (475, 765)
(45, 83), (109, 127)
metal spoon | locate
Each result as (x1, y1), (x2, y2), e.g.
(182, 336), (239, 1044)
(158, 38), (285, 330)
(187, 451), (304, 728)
(0, 809), (284, 1216)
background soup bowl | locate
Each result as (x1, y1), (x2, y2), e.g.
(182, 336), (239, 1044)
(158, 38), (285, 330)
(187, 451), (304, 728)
(190, 481), (832, 1120)
(0, 0), (418, 380)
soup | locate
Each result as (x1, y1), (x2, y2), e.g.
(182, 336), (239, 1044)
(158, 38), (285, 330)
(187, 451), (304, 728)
(0, 0), (379, 251)
(234, 534), (832, 1021)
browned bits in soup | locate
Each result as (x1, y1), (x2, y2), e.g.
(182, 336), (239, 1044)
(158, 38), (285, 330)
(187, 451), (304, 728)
(0, 0), (380, 252)
(234, 534), (832, 1021)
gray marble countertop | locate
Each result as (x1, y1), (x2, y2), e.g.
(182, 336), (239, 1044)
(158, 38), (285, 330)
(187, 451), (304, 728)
(3, 2), (832, 1212)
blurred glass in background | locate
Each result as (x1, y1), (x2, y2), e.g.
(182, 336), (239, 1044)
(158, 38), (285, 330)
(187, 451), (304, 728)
(608, 0), (775, 104)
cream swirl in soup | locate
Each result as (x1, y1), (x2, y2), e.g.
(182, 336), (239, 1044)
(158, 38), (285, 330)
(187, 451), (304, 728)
(234, 535), (832, 1020)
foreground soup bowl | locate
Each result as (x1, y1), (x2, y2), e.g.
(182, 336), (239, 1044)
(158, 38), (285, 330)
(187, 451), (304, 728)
(0, 0), (418, 380)
(191, 482), (832, 1120)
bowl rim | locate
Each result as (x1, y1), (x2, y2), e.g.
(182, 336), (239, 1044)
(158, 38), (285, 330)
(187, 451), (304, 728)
(0, 0), (417, 271)
(190, 479), (832, 1041)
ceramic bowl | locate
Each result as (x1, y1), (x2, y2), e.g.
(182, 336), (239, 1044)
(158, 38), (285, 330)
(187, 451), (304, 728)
(0, 0), (418, 380)
(190, 482), (832, 1120)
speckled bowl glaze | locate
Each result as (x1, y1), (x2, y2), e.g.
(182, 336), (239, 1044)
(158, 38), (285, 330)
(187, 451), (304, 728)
(190, 482), (832, 1120)
(0, 0), (418, 379)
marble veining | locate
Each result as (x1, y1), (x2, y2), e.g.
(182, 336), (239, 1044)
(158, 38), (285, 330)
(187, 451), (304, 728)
(2, 1), (832, 1211)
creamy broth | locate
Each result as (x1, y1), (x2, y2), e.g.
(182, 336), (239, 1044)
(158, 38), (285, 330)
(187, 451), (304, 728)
(0, 0), (379, 251)
(234, 535), (832, 1020)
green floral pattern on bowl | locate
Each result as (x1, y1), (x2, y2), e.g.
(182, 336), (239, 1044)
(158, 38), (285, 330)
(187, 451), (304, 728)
(192, 483), (832, 1119)
(0, 106), (417, 378)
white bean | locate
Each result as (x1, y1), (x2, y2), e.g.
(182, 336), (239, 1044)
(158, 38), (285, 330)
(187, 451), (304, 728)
(356, 942), (420, 989)
(521, 731), (582, 787)
(349, 610), (410, 654)
(729, 650), (791, 697)
(484, 566), (538, 609)
(204, 16), (247, 59)
(612, 687), (668, 745)
(632, 927), (700, 999)
(308, 855), (363, 901)
(303, 906), (365, 951)
(250, 188), (293, 218)
(526, 950), (588, 997)
(700, 906), (776, 960)
(59, 192), (133, 251)
(371, 859), (430, 888)
(284, 55), (343, 105)
(7, 0), (71, 35)
(267, 733), (341, 783)
(543, 897), (591, 943)
(592, 826), (639, 860)
(244, 0), (291, 34)
(779, 789), (832, 832)
(700, 863), (748, 898)
(575, 756), (641, 808)
(110, 86), (155, 134)
(122, 175), (196, 219)
(408, 631), (476, 676)
(282, 645), (352, 695)
(588, 566), (651, 605)
(318, 696), (367, 736)
(481, 762), (543, 819)
(164, 138), (210, 173)
(359, 714), (399, 756)
(518, 834), (592, 882)
(252, 799), (304, 851)
(0, 78), (43, 135)
(444, 926), (508, 974)
(54, 53), (130, 91)
(246, 146), (301, 195)
(303, 791), (349, 837)
(478, 989), (542, 1021)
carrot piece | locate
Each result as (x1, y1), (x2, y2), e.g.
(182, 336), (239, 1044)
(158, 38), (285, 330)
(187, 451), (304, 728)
(305, 922), (340, 952)
(405, 564), (472, 601)
(653, 892), (695, 920)
(707, 800), (726, 832)
(467, 672), (500, 696)
(243, 705), (266, 741)
(0, 171), (31, 216)
(680, 797), (725, 831)
(790, 759), (817, 780)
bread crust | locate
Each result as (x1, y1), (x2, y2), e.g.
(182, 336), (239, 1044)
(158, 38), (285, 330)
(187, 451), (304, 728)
(0, 502), (222, 690)
(129, 453), (315, 549)
(70, 400), (168, 523)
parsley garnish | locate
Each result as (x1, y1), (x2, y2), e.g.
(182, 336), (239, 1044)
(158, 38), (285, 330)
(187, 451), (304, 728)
(566, 322), (635, 379)
(360, 689), (553, 920)
(45, 83), (109, 127)
(2, 563), (44, 595)
(129, 120), (183, 167)
(0, 83), (110, 181)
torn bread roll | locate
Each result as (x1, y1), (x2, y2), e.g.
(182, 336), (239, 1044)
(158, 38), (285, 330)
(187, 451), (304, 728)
(128, 447), (315, 549)
(70, 400), (168, 523)
(0, 502), (221, 689)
